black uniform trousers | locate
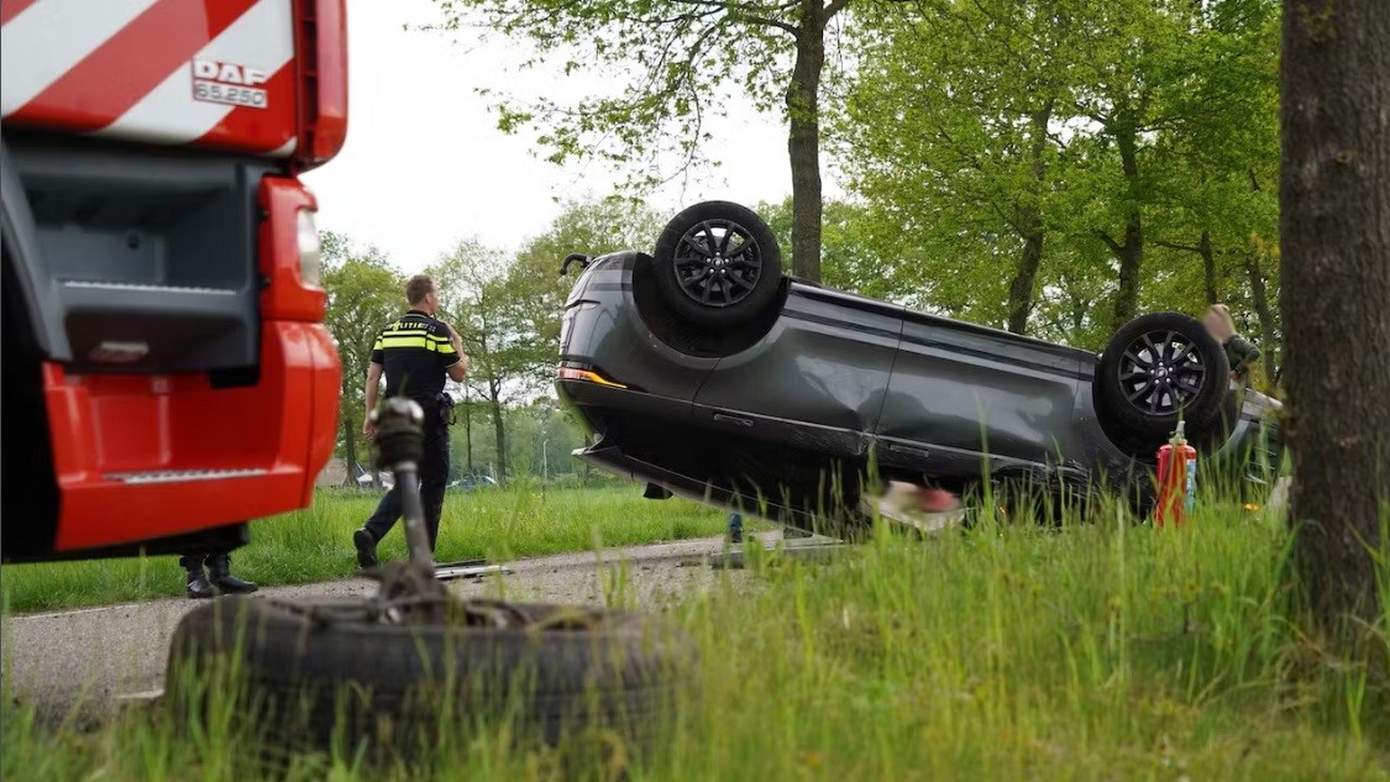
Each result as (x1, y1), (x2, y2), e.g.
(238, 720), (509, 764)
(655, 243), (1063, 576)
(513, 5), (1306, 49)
(363, 407), (450, 551)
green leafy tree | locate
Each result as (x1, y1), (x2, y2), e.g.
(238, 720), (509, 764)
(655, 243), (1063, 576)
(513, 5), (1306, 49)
(430, 239), (523, 482)
(431, 0), (873, 283)
(434, 199), (661, 481)
(321, 233), (402, 482)
(504, 398), (591, 480)
(839, 0), (1076, 333)
(757, 197), (909, 303)
(508, 197), (663, 385)
(1062, 0), (1280, 330)
(1142, 0), (1282, 375)
(835, 0), (1280, 350)
(1031, 249), (1117, 348)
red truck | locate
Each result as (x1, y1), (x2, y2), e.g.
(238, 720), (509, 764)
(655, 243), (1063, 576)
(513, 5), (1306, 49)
(1, 0), (346, 561)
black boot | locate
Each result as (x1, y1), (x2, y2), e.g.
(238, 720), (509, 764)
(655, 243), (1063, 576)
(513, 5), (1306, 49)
(353, 528), (379, 568)
(205, 552), (258, 594)
(180, 555), (216, 599)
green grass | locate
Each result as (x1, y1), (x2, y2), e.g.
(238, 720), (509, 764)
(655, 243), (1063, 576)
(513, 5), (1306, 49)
(0, 485), (728, 613)
(3, 492), (1388, 780)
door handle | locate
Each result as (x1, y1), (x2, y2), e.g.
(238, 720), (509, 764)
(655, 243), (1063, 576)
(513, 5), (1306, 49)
(713, 413), (754, 428)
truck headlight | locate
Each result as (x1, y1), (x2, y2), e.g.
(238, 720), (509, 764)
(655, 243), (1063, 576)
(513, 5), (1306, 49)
(297, 209), (322, 288)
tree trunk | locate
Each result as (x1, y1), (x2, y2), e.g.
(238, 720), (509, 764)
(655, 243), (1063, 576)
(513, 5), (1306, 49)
(786, 1), (825, 282)
(1109, 123), (1145, 330)
(1007, 222), (1044, 334)
(342, 410), (357, 487)
(1107, 215), (1143, 330)
(1006, 102), (1054, 335)
(1155, 232), (1219, 306)
(1199, 230), (1218, 305)
(1243, 250), (1278, 380)
(488, 379), (507, 482)
(463, 386), (474, 473)
(1280, 0), (1390, 634)
(1070, 293), (1087, 337)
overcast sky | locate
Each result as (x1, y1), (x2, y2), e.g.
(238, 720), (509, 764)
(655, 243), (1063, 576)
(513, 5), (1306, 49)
(303, 0), (825, 273)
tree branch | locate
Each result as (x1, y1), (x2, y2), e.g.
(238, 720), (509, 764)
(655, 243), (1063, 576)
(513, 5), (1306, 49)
(675, 0), (799, 33)
(1093, 229), (1123, 256)
(1153, 239), (1202, 254)
(736, 13), (798, 34)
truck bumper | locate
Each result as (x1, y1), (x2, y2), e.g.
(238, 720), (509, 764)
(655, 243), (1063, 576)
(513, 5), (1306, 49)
(42, 321), (339, 553)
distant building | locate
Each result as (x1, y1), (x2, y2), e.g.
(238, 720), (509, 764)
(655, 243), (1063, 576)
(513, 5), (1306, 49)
(316, 458), (393, 489)
(316, 458), (348, 487)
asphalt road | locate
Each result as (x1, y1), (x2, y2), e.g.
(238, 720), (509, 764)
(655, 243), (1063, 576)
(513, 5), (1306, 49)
(2, 535), (768, 718)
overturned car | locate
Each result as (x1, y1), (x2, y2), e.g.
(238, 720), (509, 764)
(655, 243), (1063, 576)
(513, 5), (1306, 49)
(557, 201), (1281, 528)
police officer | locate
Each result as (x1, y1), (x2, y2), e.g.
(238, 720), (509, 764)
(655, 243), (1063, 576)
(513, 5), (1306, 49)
(352, 274), (468, 567)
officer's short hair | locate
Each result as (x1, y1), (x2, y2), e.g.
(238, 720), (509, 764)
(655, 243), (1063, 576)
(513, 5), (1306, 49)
(406, 275), (436, 305)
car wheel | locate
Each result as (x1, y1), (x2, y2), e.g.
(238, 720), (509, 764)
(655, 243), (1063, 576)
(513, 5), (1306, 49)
(1097, 312), (1230, 442)
(166, 596), (691, 756)
(652, 201), (782, 328)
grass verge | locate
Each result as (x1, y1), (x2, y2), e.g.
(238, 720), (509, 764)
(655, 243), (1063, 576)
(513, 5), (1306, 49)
(0, 485), (727, 613)
(3, 495), (1387, 779)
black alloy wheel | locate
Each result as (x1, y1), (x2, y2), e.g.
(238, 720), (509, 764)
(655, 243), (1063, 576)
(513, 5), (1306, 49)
(1097, 311), (1230, 442)
(1117, 329), (1207, 415)
(672, 219), (763, 308)
(652, 201), (783, 329)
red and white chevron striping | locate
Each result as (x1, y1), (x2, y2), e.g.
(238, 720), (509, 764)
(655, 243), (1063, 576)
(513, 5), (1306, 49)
(1, 0), (298, 156)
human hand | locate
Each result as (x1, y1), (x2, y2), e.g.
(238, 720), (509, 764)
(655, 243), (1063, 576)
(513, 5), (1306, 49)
(362, 417), (376, 439)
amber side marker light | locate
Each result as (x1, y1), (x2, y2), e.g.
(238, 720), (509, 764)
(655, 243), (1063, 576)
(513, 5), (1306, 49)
(557, 367), (628, 389)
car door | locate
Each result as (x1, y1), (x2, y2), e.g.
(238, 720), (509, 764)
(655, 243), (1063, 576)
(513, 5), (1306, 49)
(692, 284), (903, 459)
(875, 312), (1086, 477)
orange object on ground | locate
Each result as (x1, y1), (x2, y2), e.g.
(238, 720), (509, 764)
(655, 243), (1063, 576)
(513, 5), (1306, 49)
(1155, 421), (1197, 527)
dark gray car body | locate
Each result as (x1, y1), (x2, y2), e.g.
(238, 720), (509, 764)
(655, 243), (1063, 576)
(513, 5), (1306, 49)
(557, 252), (1281, 524)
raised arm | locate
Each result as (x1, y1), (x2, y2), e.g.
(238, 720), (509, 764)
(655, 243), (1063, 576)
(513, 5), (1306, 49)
(442, 321), (469, 383)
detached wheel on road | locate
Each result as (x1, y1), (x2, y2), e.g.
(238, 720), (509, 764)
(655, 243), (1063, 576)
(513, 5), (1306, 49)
(166, 596), (691, 756)
(1097, 312), (1230, 441)
(652, 201), (782, 329)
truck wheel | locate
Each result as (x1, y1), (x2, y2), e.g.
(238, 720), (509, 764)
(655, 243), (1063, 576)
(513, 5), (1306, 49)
(1097, 312), (1230, 442)
(652, 201), (782, 329)
(166, 596), (691, 757)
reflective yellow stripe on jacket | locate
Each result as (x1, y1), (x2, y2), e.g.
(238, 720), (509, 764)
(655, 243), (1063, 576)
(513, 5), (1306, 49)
(373, 328), (456, 354)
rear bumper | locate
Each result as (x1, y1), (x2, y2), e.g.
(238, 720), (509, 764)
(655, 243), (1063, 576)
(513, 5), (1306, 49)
(43, 321), (339, 553)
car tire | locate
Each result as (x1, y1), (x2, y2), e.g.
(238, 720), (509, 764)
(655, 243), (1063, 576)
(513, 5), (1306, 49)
(166, 596), (691, 756)
(1097, 312), (1230, 442)
(652, 201), (782, 329)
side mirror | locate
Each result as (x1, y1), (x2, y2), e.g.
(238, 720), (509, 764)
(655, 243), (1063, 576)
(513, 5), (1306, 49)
(560, 253), (591, 276)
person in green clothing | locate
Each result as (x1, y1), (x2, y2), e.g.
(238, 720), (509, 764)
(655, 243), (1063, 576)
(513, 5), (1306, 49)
(1203, 304), (1262, 380)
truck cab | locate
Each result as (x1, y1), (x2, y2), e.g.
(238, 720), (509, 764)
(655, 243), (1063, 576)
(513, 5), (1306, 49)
(1, 0), (346, 561)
